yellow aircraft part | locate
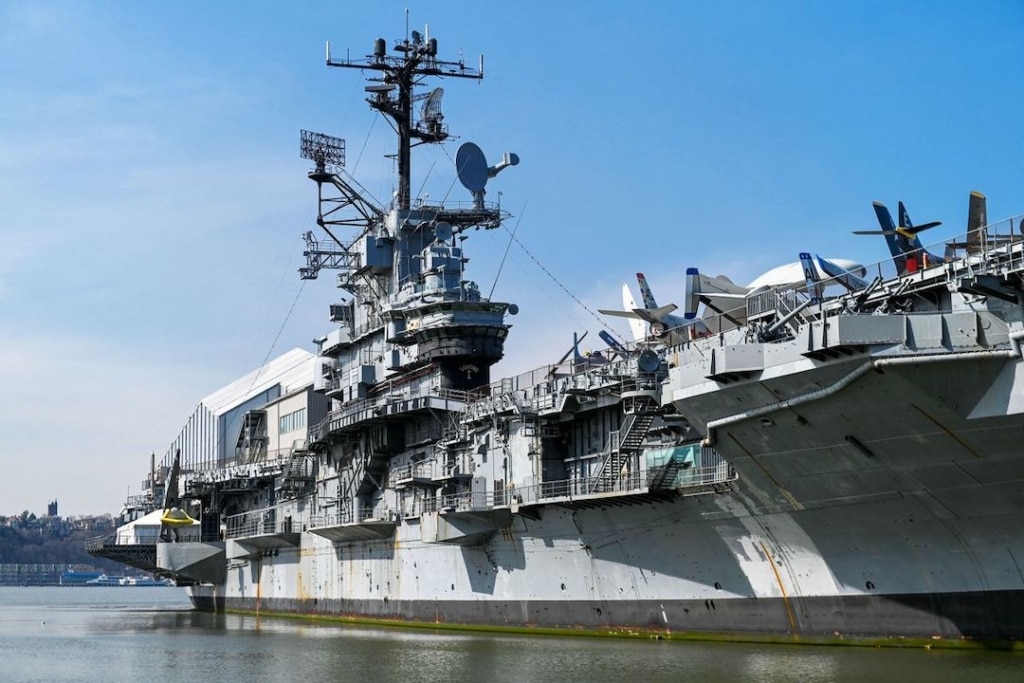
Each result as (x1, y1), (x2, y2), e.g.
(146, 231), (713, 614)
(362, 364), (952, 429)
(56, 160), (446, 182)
(160, 508), (197, 526)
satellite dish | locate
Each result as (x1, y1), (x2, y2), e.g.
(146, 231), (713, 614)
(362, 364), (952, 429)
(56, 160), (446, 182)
(434, 222), (452, 243)
(507, 303), (519, 316)
(456, 142), (488, 193)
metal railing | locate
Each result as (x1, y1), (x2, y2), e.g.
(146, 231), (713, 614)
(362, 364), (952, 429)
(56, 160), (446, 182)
(419, 464), (737, 514)
(670, 212), (1024, 347)
(145, 460), (737, 541)
(185, 455), (293, 484)
(311, 386), (473, 443)
(308, 504), (394, 529)
(389, 453), (471, 485)
(223, 507), (297, 539)
(86, 522), (203, 550)
(389, 460), (438, 483)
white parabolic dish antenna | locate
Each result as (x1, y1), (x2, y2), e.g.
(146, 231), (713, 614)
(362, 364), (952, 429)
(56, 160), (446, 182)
(456, 142), (488, 192)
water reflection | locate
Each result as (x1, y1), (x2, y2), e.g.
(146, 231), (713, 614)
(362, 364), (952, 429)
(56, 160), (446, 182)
(744, 651), (840, 683)
(1, 588), (1021, 683)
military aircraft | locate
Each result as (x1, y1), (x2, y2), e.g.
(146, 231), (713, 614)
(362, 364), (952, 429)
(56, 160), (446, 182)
(855, 192), (1006, 275)
(854, 200), (945, 274)
(548, 330), (629, 375)
(683, 256), (865, 331)
(599, 274), (704, 346)
(799, 252), (869, 303)
(603, 257), (865, 343)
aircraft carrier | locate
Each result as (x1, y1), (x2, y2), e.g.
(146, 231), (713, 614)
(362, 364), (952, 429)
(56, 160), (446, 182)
(90, 24), (1024, 646)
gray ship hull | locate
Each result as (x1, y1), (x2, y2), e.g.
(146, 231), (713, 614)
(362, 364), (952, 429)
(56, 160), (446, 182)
(191, 590), (1024, 642)
(186, 448), (1024, 643)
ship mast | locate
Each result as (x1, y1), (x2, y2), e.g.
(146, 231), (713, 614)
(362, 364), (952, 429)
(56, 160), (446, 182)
(326, 29), (483, 210)
(301, 25), (516, 392)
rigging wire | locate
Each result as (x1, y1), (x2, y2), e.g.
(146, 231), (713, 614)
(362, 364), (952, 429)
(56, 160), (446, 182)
(492, 213), (629, 347)
(438, 144), (629, 346)
(261, 281), (308, 371)
(351, 114), (377, 175)
(239, 193), (314, 398)
(438, 142), (465, 205)
(239, 215), (309, 376)
(414, 160), (436, 204)
(244, 104), (386, 399)
(487, 199), (526, 300)
(242, 278), (308, 401)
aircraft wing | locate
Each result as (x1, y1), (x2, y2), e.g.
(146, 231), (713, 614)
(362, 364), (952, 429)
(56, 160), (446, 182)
(599, 282), (658, 342)
(692, 274), (749, 296)
(602, 276), (713, 346)
(598, 330), (628, 355)
(815, 254), (868, 292)
(598, 304), (678, 324)
(598, 308), (641, 319)
(684, 267), (749, 333)
(686, 271), (747, 310)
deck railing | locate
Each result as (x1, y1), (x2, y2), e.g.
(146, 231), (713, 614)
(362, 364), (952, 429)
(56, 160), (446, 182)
(302, 462), (737, 530)
(142, 461), (737, 540)
(223, 507), (298, 539)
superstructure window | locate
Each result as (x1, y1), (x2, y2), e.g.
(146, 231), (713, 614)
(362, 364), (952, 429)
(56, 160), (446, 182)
(279, 407), (306, 434)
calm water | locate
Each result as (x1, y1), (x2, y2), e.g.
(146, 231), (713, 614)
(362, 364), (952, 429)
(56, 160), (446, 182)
(0, 587), (1020, 683)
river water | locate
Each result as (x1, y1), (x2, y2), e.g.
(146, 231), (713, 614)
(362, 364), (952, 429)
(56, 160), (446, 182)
(0, 587), (1020, 683)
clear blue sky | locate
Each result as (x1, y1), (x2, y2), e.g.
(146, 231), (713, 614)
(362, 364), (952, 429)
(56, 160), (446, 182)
(2, 1), (1022, 516)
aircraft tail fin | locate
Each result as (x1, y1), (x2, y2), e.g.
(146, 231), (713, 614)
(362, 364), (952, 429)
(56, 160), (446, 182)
(897, 201), (912, 232)
(897, 200), (947, 270)
(636, 273), (659, 310)
(871, 202), (907, 273)
(945, 191), (990, 256)
(967, 191), (987, 253)
(621, 282), (647, 342)
(897, 200), (926, 268)
(799, 252), (824, 303)
(684, 267), (701, 319)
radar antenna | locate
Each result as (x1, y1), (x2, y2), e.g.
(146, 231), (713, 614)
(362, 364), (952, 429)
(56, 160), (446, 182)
(298, 130), (384, 280)
(416, 87), (446, 139)
(325, 27), (485, 210)
(300, 130), (345, 173)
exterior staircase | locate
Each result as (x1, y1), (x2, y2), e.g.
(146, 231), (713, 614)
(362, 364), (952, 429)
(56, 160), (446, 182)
(619, 412), (655, 451)
(595, 409), (657, 493)
(647, 456), (685, 490)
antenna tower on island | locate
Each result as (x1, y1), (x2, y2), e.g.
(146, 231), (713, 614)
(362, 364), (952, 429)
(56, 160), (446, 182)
(325, 27), (484, 211)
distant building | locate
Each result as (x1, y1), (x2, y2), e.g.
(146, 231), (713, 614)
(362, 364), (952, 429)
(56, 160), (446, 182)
(48, 499), (58, 517)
